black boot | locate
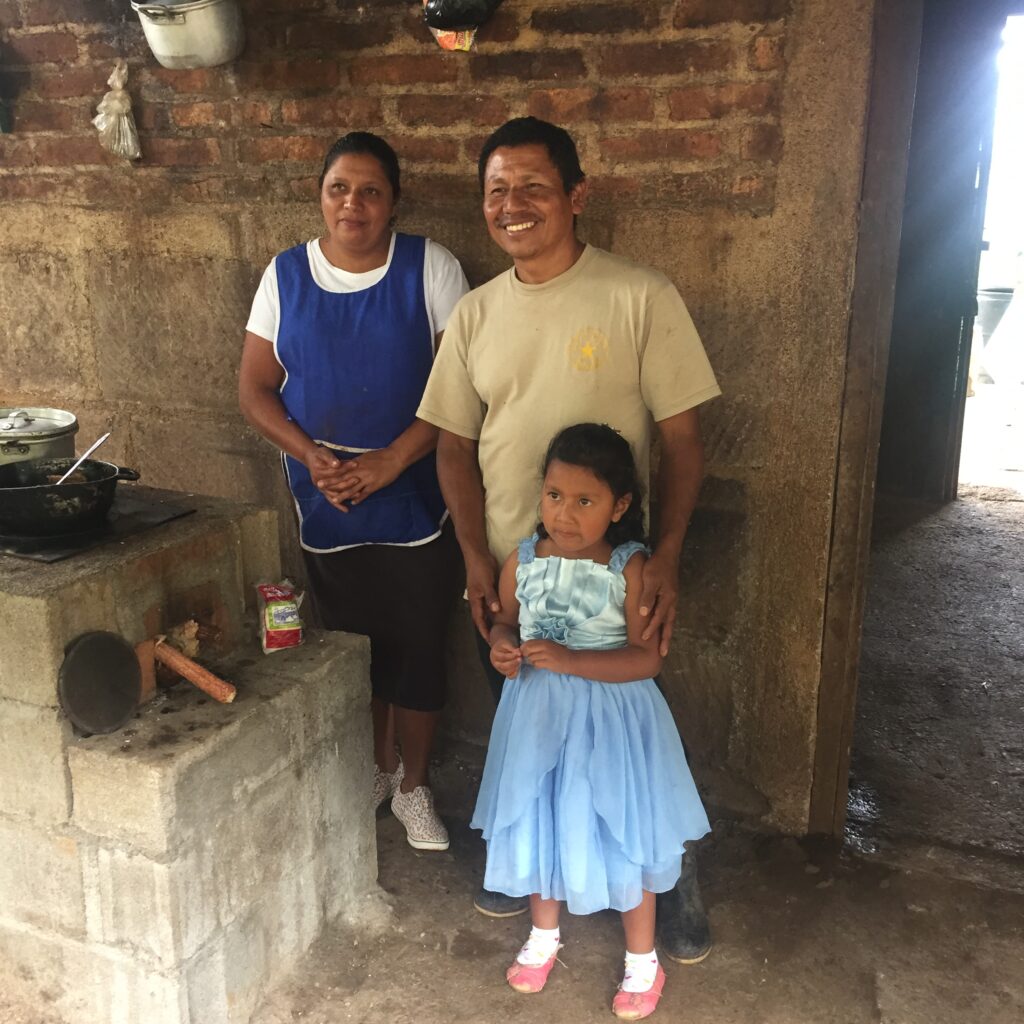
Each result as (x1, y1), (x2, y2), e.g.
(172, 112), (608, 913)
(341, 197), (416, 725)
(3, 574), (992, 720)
(473, 888), (530, 918)
(656, 850), (712, 963)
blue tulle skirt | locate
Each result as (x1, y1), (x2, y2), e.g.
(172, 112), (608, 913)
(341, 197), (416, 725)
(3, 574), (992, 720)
(471, 667), (711, 915)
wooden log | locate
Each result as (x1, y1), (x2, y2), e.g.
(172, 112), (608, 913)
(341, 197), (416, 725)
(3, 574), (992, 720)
(153, 638), (236, 704)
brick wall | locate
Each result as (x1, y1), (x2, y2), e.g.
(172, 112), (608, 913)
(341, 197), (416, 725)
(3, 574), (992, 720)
(0, 0), (878, 834)
(1, 0), (787, 216)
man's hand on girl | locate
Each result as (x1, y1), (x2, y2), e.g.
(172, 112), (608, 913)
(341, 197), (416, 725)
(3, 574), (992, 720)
(520, 639), (576, 674)
(638, 550), (680, 657)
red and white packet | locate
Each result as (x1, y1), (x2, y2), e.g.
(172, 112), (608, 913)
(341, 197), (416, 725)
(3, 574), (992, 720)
(256, 580), (304, 653)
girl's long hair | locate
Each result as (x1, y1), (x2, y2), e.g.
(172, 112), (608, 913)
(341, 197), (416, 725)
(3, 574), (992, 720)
(537, 423), (647, 547)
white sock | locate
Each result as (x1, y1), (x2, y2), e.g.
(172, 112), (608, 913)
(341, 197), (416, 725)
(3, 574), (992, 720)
(621, 949), (659, 993)
(517, 926), (561, 966)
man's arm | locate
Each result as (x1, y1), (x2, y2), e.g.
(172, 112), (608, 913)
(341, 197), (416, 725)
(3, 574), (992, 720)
(436, 429), (500, 640)
(640, 406), (706, 656)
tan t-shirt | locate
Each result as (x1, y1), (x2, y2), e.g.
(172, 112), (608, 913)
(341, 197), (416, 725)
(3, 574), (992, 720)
(417, 245), (721, 562)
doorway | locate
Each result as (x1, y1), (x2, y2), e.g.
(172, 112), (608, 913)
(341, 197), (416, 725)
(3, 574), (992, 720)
(846, 2), (1024, 871)
(811, 0), (1024, 849)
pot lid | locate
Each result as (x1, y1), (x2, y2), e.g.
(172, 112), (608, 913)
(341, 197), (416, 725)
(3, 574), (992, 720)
(0, 407), (78, 440)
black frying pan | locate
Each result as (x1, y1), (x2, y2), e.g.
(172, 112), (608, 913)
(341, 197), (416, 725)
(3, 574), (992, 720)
(0, 457), (140, 537)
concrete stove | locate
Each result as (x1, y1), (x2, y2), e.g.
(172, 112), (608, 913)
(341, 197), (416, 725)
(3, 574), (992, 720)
(0, 489), (376, 1024)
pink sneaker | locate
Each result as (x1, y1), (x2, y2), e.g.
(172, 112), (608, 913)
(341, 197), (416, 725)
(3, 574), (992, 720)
(612, 964), (666, 1020)
(506, 947), (560, 994)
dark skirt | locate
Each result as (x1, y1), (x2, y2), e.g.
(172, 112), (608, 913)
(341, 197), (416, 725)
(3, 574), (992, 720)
(302, 520), (461, 712)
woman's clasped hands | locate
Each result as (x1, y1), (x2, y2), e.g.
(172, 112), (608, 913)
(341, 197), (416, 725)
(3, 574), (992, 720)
(303, 445), (403, 512)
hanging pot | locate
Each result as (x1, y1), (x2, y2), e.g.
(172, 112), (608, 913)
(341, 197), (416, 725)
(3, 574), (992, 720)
(130, 0), (245, 69)
(0, 457), (140, 537)
(0, 408), (78, 467)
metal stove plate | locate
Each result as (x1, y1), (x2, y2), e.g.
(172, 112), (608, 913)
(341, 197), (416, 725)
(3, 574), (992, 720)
(0, 493), (197, 562)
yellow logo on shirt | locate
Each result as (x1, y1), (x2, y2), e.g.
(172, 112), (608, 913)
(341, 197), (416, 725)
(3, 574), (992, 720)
(569, 327), (609, 372)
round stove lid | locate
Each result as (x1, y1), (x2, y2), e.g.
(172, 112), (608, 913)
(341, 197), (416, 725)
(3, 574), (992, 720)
(58, 631), (141, 735)
(0, 407), (78, 440)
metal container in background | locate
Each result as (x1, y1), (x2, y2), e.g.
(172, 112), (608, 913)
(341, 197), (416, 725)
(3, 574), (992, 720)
(130, 0), (244, 69)
(0, 408), (78, 466)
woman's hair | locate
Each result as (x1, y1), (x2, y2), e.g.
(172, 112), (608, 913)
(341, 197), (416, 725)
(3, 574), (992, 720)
(318, 131), (401, 198)
(477, 116), (586, 194)
(537, 423), (646, 546)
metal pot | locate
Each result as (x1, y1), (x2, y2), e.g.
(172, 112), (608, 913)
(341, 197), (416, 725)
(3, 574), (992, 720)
(0, 408), (78, 467)
(130, 0), (244, 69)
(0, 457), (140, 537)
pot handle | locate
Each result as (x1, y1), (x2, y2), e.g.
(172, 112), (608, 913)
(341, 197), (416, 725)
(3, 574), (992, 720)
(136, 5), (187, 23)
(116, 467), (141, 482)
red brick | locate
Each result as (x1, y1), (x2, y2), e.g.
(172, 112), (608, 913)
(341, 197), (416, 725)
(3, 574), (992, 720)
(673, 0), (789, 27)
(32, 65), (109, 99)
(0, 1), (22, 29)
(397, 93), (508, 128)
(389, 135), (460, 164)
(749, 34), (785, 71)
(134, 103), (171, 132)
(143, 137), (222, 167)
(286, 19), (395, 51)
(236, 60), (341, 92)
(261, 0), (326, 9)
(147, 67), (224, 94)
(463, 134), (491, 163)
(732, 173), (769, 197)
(528, 87), (653, 123)
(599, 41), (733, 77)
(171, 102), (232, 129)
(11, 101), (76, 132)
(6, 30), (79, 65)
(531, 5), (659, 35)
(239, 135), (327, 164)
(280, 95), (382, 129)
(234, 101), (275, 128)
(741, 123), (782, 161)
(348, 54), (459, 87)
(31, 135), (108, 166)
(474, 7), (521, 43)
(470, 50), (586, 82)
(669, 82), (778, 120)
(22, 0), (109, 25)
(0, 136), (34, 167)
(288, 175), (320, 200)
(600, 130), (722, 162)
(83, 30), (149, 62)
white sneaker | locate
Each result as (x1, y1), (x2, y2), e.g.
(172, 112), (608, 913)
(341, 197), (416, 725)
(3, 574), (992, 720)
(372, 760), (404, 809)
(391, 785), (449, 851)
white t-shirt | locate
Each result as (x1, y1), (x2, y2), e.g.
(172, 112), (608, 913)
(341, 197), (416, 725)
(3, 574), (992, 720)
(246, 234), (469, 344)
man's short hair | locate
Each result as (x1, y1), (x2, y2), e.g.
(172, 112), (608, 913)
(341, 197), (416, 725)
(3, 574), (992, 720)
(477, 116), (586, 194)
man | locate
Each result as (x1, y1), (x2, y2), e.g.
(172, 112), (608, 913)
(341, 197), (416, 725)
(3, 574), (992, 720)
(417, 117), (720, 964)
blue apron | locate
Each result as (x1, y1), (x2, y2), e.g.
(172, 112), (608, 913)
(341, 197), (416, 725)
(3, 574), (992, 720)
(275, 234), (446, 551)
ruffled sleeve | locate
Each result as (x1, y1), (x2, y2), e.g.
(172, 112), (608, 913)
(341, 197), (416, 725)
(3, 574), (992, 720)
(608, 541), (649, 574)
(517, 534), (539, 565)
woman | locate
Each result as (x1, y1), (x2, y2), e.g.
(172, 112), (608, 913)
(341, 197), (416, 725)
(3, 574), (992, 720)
(239, 132), (468, 851)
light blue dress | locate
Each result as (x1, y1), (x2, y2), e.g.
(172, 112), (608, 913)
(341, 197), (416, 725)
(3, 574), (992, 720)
(471, 535), (711, 915)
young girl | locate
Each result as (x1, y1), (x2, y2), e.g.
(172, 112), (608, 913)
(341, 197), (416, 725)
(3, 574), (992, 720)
(471, 423), (711, 1021)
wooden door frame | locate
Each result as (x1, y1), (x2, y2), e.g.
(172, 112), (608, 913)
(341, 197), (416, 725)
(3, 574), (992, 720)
(808, 0), (924, 834)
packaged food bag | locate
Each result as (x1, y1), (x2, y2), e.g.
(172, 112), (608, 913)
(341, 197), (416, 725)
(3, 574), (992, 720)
(256, 580), (304, 653)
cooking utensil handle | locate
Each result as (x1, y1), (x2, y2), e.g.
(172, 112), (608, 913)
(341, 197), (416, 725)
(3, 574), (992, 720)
(116, 467), (141, 481)
(55, 431), (111, 485)
(153, 639), (237, 704)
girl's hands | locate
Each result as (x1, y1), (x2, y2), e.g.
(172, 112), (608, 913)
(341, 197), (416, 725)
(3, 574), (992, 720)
(520, 639), (576, 674)
(490, 638), (522, 678)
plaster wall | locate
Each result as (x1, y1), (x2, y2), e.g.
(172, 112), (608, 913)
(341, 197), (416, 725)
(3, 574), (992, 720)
(0, 0), (876, 832)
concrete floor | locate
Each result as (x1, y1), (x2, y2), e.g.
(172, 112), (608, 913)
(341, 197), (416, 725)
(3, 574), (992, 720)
(251, 748), (1024, 1024)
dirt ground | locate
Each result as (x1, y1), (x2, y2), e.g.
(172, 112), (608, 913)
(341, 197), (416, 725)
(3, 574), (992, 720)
(849, 486), (1024, 886)
(251, 748), (1024, 1024)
